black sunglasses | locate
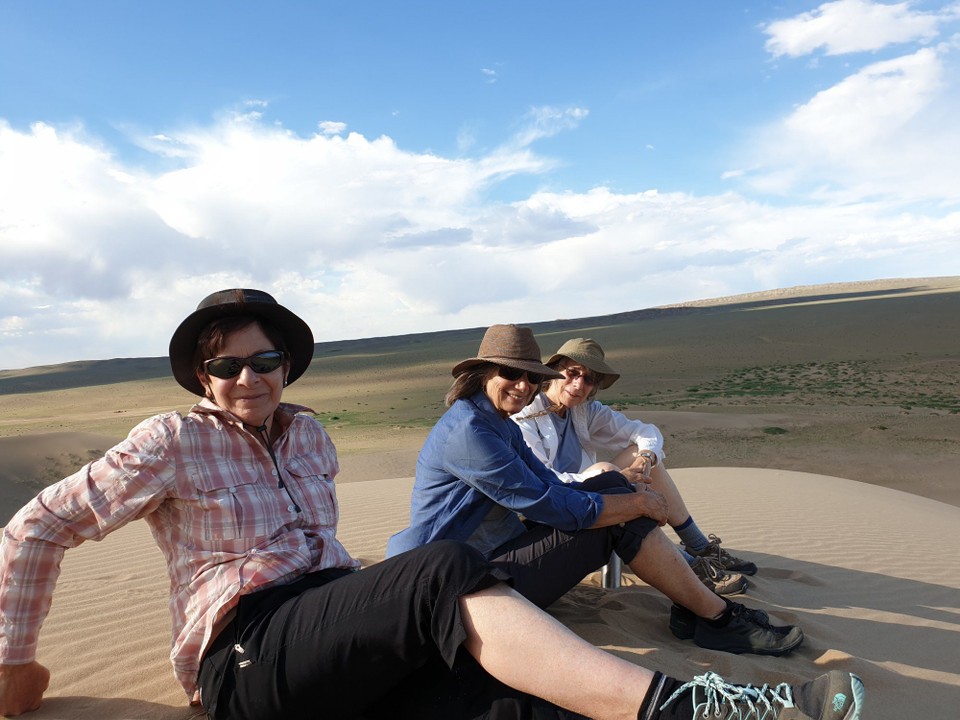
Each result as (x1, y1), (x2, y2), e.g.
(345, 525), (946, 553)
(203, 351), (286, 380)
(498, 366), (545, 386)
(561, 366), (600, 386)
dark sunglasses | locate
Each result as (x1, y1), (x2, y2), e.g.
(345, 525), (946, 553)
(203, 351), (285, 380)
(497, 366), (545, 386)
(562, 366), (600, 386)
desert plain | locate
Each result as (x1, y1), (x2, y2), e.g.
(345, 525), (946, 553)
(0, 276), (958, 719)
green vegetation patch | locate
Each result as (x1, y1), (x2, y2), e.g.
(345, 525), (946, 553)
(616, 359), (960, 412)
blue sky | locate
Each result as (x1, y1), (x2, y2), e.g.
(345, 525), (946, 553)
(2, 1), (959, 369)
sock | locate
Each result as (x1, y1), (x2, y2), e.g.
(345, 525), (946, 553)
(679, 546), (695, 565)
(672, 516), (710, 553)
(637, 672), (692, 719)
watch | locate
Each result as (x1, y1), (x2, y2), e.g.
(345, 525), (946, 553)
(639, 450), (658, 467)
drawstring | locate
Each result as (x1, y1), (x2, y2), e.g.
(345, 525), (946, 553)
(255, 422), (301, 514)
(515, 399), (566, 421)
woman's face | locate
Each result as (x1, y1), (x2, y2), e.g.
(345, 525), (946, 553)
(198, 323), (288, 427)
(484, 366), (538, 418)
(546, 361), (600, 409)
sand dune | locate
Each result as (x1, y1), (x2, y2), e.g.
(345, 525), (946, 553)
(21, 468), (960, 719)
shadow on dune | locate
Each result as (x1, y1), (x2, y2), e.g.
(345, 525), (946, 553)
(550, 552), (959, 720)
(28, 695), (199, 720)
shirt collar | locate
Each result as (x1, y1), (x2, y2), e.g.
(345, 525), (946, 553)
(190, 397), (316, 431)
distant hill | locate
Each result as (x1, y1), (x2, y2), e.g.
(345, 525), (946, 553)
(3, 276), (954, 396)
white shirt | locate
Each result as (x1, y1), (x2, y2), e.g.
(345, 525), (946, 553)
(511, 392), (665, 483)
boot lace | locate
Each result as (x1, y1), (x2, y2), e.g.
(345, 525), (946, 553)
(661, 671), (795, 720)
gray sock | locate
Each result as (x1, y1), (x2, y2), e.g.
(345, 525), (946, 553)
(673, 516), (709, 553)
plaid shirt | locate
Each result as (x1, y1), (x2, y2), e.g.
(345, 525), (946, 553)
(0, 399), (359, 698)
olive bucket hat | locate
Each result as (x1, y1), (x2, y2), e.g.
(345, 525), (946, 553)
(169, 288), (315, 396)
(451, 324), (564, 380)
(546, 338), (620, 389)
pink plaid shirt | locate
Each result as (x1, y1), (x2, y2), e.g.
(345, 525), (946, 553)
(0, 399), (359, 698)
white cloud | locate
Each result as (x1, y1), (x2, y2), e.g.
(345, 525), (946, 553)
(318, 121), (347, 136)
(733, 44), (960, 203)
(2, 91), (959, 370)
(507, 106), (590, 150)
(763, 0), (945, 58)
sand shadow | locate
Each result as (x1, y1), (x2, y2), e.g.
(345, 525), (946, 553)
(28, 695), (199, 720)
(550, 552), (960, 720)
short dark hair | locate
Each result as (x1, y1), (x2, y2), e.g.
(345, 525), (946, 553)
(192, 315), (290, 396)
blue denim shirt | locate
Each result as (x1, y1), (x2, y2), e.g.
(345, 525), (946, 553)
(386, 392), (605, 557)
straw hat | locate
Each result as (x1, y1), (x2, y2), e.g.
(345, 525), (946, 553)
(546, 338), (620, 389)
(169, 288), (314, 396)
(452, 324), (564, 379)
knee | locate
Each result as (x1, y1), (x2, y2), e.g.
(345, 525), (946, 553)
(581, 470), (633, 494)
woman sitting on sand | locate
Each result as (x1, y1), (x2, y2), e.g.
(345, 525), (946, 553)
(512, 338), (756, 597)
(387, 324), (804, 659)
(0, 291), (863, 720)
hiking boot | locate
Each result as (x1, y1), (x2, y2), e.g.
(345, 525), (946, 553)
(687, 533), (758, 576)
(669, 602), (774, 641)
(659, 670), (864, 720)
(690, 556), (748, 596)
(693, 601), (803, 656)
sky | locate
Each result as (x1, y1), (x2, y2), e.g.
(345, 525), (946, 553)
(2, 0), (959, 370)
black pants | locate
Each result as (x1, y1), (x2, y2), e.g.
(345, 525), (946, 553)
(489, 472), (659, 608)
(198, 540), (587, 720)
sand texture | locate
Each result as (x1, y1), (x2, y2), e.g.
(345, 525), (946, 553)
(21, 469), (960, 719)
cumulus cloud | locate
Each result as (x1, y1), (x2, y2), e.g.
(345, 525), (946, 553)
(763, 0), (946, 58)
(735, 2), (960, 204)
(3, 25), (960, 371)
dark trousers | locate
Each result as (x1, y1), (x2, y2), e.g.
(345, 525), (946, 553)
(489, 472), (659, 608)
(199, 540), (587, 720)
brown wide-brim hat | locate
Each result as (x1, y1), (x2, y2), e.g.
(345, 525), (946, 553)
(169, 288), (315, 396)
(452, 324), (564, 380)
(547, 338), (620, 389)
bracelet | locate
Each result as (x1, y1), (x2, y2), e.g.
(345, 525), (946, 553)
(639, 450), (658, 467)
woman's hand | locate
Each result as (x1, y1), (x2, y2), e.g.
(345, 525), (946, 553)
(632, 484), (668, 525)
(591, 485), (669, 528)
(624, 452), (657, 482)
(0, 662), (50, 716)
(620, 464), (651, 485)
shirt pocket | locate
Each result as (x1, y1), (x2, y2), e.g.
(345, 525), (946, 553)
(283, 456), (338, 529)
(188, 460), (274, 541)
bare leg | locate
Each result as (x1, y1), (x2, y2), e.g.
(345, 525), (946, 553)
(625, 527), (726, 619)
(460, 583), (651, 720)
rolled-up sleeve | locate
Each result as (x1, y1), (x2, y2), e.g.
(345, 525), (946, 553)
(0, 415), (178, 664)
(584, 402), (664, 459)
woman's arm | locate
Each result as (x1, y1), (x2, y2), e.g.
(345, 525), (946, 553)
(0, 415), (178, 710)
(444, 419), (604, 533)
(581, 401), (664, 459)
(589, 483), (669, 528)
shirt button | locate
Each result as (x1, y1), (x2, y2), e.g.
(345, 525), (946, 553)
(287, 504), (297, 513)
(229, 487), (237, 494)
(271, 469), (278, 476)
